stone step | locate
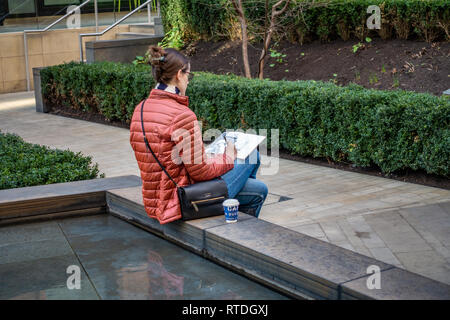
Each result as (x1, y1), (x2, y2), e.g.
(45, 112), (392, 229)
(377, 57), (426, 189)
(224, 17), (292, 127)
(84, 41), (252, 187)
(115, 32), (156, 39)
(129, 17), (163, 35)
(129, 23), (156, 34)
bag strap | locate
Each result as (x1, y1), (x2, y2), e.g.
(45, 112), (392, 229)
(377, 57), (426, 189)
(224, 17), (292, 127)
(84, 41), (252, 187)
(140, 100), (180, 188)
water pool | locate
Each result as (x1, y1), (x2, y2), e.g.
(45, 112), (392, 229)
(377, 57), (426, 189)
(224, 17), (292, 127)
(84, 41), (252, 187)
(0, 214), (289, 300)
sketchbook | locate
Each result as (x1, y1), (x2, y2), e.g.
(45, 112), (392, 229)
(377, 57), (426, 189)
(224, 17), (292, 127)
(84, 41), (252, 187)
(205, 131), (266, 160)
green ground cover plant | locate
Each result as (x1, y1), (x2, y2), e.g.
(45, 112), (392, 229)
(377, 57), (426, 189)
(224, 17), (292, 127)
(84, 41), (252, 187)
(0, 131), (104, 190)
(41, 62), (450, 178)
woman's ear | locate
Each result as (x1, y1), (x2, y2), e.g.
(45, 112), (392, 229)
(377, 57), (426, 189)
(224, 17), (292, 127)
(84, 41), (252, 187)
(176, 69), (183, 82)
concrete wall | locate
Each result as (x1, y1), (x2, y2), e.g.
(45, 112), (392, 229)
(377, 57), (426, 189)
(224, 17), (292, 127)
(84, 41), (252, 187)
(86, 35), (163, 64)
(0, 25), (130, 94)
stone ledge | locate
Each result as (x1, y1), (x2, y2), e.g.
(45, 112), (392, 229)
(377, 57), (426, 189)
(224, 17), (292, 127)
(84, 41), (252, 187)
(0, 176), (141, 224)
(106, 186), (254, 253)
(1, 175), (449, 300)
(0, 175), (141, 204)
(105, 178), (450, 300)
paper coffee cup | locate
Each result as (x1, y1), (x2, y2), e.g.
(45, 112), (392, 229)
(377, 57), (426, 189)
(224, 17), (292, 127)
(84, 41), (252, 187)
(223, 199), (239, 223)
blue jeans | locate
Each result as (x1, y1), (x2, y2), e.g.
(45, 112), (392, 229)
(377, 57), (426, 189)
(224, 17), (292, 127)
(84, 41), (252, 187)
(220, 149), (268, 218)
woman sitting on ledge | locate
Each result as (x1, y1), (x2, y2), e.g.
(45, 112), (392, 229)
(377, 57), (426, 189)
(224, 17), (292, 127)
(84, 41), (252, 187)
(129, 45), (268, 224)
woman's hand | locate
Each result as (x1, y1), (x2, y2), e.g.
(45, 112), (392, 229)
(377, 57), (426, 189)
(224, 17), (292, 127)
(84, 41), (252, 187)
(225, 140), (237, 162)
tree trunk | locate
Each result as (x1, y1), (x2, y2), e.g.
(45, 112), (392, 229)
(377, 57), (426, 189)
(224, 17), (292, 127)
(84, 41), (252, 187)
(232, 0), (251, 78)
(258, 24), (274, 79)
(258, 0), (270, 79)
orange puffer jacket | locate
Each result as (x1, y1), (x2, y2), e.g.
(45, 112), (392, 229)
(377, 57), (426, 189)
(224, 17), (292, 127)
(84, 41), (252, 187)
(130, 89), (234, 224)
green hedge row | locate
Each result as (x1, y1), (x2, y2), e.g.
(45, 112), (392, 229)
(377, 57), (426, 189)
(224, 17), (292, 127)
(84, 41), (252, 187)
(41, 61), (152, 123)
(160, 0), (449, 43)
(0, 131), (105, 190)
(41, 62), (450, 177)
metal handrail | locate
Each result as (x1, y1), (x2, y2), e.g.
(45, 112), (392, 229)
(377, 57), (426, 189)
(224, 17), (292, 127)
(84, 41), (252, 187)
(23, 0), (93, 91)
(78, 0), (156, 63)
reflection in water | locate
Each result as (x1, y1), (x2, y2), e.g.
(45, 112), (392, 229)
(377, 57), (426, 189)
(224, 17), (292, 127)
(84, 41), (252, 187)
(221, 289), (243, 300)
(10, 291), (47, 300)
(1, 215), (288, 300)
(117, 250), (184, 299)
(115, 250), (245, 300)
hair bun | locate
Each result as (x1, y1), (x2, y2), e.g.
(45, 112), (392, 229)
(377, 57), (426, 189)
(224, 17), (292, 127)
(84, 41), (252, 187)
(148, 45), (167, 66)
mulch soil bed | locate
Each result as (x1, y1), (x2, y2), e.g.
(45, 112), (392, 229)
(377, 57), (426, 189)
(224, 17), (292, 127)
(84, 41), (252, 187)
(186, 39), (450, 96)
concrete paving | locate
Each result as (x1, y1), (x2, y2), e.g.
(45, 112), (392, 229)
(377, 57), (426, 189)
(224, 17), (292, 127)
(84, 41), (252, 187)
(1, 91), (449, 286)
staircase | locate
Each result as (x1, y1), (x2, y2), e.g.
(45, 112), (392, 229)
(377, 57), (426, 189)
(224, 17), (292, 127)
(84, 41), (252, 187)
(85, 16), (164, 64)
(115, 17), (163, 39)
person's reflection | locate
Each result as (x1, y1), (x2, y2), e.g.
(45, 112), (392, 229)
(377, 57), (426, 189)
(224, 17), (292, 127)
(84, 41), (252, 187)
(117, 250), (184, 299)
(221, 289), (243, 300)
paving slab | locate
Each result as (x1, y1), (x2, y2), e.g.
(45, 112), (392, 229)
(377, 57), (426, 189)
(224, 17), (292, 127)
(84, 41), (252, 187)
(0, 254), (99, 300)
(395, 250), (450, 285)
(204, 218), (393, 300)
(0, 238), (73, 265)
(319, 220), (349, 243)
(368, 247), (402, 267)
(364, 210), (434, 253)
(341, 267), (450, 300)
(290, 223), (326, 238)
(399, 204), (450, 247)
(0, 220), (65, 246)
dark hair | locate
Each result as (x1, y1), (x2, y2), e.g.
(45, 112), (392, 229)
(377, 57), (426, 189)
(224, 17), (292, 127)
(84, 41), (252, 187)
(148, 46), (189, 84)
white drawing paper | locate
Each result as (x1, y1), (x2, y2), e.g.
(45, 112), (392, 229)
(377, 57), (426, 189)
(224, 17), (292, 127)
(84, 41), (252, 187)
(205, 132), (266, 160)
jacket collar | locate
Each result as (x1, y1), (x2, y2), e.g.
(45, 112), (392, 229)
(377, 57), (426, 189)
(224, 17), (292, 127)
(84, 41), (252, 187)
(148, 89), (189, 107)
(155, 82), (180, 94)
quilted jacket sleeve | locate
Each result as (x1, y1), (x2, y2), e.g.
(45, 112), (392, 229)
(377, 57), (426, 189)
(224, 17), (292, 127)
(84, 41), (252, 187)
(169, 109), (234, 182)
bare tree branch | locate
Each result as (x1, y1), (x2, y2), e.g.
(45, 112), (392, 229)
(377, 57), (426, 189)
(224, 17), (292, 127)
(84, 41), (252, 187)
(257, 0), (290, 79)
(272, 0), (290, 17)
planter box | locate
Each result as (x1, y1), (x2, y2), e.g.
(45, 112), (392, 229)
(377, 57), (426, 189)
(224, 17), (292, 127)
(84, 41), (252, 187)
(86, 35), (164, 64)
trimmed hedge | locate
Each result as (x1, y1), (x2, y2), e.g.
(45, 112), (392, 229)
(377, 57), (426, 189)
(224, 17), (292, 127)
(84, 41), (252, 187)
(189, 74), (450, 177)
(0, 131), (105, 190)
(160, 0), (450, 43)
(41, 61), (152, 123)
(41, 62), (450, 177)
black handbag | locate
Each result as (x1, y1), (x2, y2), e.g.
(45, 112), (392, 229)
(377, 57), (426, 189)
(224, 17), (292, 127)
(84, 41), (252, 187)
(140, 100), (229, 221)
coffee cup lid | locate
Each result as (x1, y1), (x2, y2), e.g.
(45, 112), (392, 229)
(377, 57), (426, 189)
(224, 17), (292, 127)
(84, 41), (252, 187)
(223, 199), (239, 206)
